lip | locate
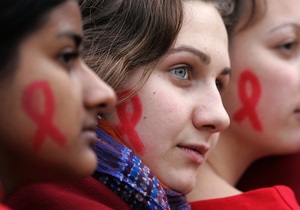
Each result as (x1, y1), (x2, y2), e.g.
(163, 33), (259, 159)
(82, 125), (98, 146)
(294, 109), (300, 113)
(177, 144), (209, 165)
(293, 109), (300, 119)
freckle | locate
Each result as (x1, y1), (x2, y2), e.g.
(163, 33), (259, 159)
(153, 92), (156, 94)
(144, 116), (147, 120)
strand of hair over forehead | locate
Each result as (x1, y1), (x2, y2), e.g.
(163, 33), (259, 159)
(183, 0), (236, 26)
(79, 0), (183, 99)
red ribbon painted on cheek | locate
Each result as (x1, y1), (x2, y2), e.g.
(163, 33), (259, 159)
(233, 70), (263, 131)
(116, 91), (145, 155)
(22, 80), (66, 151)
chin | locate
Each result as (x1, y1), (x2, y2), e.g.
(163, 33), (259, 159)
(170, 180), (195, 195)
(69, 151), (97, 179)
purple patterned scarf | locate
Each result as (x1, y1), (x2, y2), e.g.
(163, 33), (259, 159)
(93, 122), (190, 209)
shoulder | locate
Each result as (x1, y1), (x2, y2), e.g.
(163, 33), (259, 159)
(5, 176), (130, 210)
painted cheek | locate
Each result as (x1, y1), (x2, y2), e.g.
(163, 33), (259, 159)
(233, 70), (263, 132)
(116, 90), (145, 155)
(22, 80), (66, 151)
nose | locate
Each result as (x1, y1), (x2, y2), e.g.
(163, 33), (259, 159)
(81, 62), (117, 113)
(192, 89), (230, 133)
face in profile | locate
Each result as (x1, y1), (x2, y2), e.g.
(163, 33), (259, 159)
(0, 0), (116, 182)
(224, 0), (300, 155)
(106, 1), (230, 194)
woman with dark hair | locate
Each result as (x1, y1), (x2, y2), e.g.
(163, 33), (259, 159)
(5, 0), (235, 209)
(0, 0), (116, 208)
(188, 0), (300, 209)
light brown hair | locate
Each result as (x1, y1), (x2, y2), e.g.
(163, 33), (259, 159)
(80, 0), (236, 103)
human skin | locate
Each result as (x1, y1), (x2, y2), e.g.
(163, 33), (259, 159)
(187, 0), (300, 201)
(0, 0), (116, 196)
(105, 0), (230, 195)
(223, 0), (300, 159)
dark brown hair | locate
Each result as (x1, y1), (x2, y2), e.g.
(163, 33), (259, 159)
(0, 0), (67, 82)
(227, 0), (267, 36)
(80, 0), (183, 101)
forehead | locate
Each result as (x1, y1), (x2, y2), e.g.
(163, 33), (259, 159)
(264, 0), (300, 22)
(238, 0), (300, 32)
(35, 0), (82, 37)
(175, 1), (229, 64)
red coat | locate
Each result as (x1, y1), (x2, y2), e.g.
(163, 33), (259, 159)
(0, 204), (10, 210)
(5, 176), (130, 210)
(189, 186), (300, 210)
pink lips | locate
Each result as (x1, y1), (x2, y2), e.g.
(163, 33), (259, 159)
(178, 144), (209, 165)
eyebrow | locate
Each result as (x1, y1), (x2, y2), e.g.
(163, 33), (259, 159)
(169, 46), (211, 65)
(57, 32), (82, 47)
(169, 45), (231, 77)
(268, 23), (300, 34)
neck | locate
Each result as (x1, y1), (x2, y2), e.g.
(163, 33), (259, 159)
(187, 128), (264, 201)
(187, 162), (241, 201)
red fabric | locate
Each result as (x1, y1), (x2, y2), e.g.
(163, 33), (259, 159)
(0, 204), (10, 210)
(98, 118), (123, 144)
(237, 154), (300, 204)
(189, 186), (300, 210)
(5, 176), (130, 210)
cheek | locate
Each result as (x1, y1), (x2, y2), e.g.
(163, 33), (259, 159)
(115, 90), (145, 155)
(232, 70), (263, 132)
(22, 80), (66, 151)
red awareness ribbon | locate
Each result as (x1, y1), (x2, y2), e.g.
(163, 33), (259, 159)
(233, 70), (263, 131)
(116, 90), (145, 155)
(22, 80), (66, 151)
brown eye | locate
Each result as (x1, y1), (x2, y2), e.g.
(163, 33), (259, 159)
(58, 52), (79, 66)
(216, 79), (223, 91)
(279, 42), (295, 51)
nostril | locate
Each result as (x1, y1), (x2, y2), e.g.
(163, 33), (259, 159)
(203, 125), (216, 130)
(98, 103), (107, 108)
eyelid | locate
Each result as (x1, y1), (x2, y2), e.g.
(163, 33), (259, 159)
(217, 74), (230, 92)
(278, 40), (296, 48)
(58, 47), (81, 68)
(275, 39), (299, 58)
(170, 64), (192, 80)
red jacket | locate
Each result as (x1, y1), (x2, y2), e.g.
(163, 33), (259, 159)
(237, 153), (300, 204)
(189, 186), (300, 210)
(5, 176), (130, 210)
(0, 204), (10, 210)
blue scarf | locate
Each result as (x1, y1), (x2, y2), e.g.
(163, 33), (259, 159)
(93, 121), (190, 210)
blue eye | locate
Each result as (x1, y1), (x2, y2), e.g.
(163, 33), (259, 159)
(171, 66), (189, 79)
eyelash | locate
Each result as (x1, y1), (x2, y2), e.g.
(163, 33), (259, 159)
(276, 40), (298, 57)
(58, 50), (80, 68)
(216, 79), (224, 92)
(170, 65), (191, 80)
(169, 64), (228, 92)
